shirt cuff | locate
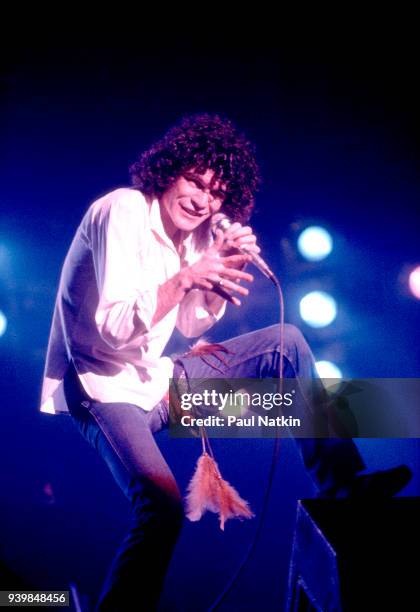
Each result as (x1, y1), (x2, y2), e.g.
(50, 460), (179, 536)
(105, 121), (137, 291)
(134, 287), (158, 332)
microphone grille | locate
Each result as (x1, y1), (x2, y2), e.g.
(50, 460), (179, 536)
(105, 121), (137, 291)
(211, 212), (232, 233)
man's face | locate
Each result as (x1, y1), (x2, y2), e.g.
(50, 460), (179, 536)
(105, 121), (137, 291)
(159, 169), (225, 237)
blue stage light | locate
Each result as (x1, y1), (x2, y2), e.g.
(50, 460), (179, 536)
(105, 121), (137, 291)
(408, 265), (420, 300)
(299, 291), (337, 327)
(297, 226), (333, 261)
(0, 310), (7, 337)
(315, 360), (343, 379)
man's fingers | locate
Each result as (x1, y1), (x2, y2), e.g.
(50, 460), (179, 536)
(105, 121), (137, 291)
(200, 280), (215, 290)
(210, 283), (241, 305)
(222, 226), (260, 251)
(241, 244), (261, 253)
(221, 268), (254, 283)
(224, 222), (242, 236)
(226, 225), (252, 239)
(212, 228), (225, 251)
(216, 278), (249, 296)
(235, 234), (260, 249)
(221, 254), (252, 266)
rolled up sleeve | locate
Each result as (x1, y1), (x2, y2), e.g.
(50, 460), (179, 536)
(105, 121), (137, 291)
(91, 191), (158, 349)
(176, 289), (226, 338)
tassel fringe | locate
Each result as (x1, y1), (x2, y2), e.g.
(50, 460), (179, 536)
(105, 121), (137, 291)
(185, 432), (254, 530)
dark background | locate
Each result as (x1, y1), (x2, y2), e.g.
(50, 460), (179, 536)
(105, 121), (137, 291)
(1, 29), (419, 610)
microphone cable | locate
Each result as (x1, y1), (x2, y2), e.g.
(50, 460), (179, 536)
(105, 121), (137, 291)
(207, 272), (285, 611)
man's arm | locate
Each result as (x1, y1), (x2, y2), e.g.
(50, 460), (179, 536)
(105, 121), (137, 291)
(92, 191), (159, 349)
(151, 252), (252, 327)
(160, 225), (259, 333)
(92, 192), (253, 345)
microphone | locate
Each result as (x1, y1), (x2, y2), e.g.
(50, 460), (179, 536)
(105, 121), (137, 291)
(211, 213), (276, 284)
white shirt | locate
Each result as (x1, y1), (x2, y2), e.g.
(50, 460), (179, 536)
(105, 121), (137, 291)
(40, 188), (225, 414)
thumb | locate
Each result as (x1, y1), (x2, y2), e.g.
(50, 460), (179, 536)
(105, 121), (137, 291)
(213, 228), (225, 251)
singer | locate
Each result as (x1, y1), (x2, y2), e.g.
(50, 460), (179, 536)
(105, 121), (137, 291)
(40, 114), (411, 611)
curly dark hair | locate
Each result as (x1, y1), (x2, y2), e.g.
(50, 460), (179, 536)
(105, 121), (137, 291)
(129, 113), (260, 224)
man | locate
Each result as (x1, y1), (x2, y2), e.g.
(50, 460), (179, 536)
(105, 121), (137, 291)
(41, 114), (411, 610)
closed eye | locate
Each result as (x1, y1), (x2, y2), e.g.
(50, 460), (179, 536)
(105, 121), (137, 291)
(184, 174), (204, 189)
(183, 173), (226, 200)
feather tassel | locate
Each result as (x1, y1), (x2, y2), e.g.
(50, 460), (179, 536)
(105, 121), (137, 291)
(184, 339), (233, 373)
(181, 342), (253, 530)
(185, 449), (254, 530)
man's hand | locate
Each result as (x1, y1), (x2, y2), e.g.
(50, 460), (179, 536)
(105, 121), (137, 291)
(180, 230), (254, 306)
(152, 227), (256, 327)
(179, 224), (261, 306)
(215, 222), (261, 259)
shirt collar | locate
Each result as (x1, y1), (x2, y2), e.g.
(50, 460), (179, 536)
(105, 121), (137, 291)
(149, 197), (194, 255)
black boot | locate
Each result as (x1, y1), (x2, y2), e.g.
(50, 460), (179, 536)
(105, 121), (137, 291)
(318, 464), (412, 499)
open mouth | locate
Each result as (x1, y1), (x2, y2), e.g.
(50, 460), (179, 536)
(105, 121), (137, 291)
(180, 206), (206, 219)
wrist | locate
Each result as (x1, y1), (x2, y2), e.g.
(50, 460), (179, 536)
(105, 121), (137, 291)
(178, 267), (194, 292)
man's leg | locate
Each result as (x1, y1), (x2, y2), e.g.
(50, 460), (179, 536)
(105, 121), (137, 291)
(64, 367), (181, 611)
(175, 323), (366, 495)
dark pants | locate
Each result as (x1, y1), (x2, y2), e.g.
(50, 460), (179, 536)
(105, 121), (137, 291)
(64, 324), (364, 611)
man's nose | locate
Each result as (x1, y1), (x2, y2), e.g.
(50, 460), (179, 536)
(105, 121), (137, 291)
(192, 190), (211, 208)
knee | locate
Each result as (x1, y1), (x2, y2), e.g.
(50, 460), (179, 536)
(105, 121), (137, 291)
(260, 323), (310, 354)
(280, 324), (315, 377)
(282, 324), (309, 352)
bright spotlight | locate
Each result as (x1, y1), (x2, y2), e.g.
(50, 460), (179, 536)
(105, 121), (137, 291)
(315, 360), (343, 379)
(0, 310), (7, 337)
(297, 226), (333, 261)
(299, 291), (337, 327)
(408, 266), (420, 300)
